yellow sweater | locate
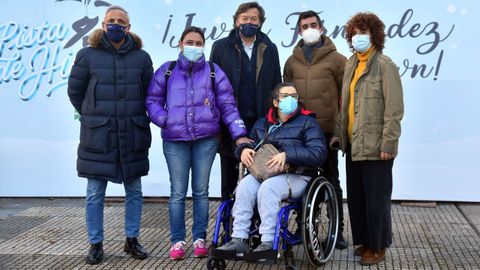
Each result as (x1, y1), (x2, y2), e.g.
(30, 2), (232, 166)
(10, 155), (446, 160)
(347, 46), (375, 141)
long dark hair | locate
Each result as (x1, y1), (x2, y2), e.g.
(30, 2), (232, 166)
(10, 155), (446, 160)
(179, 26), (205, 43)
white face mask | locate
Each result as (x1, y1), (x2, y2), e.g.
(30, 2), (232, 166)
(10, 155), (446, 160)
(301, 28), (322, 45)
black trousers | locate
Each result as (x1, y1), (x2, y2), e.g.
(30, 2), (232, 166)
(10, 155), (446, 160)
(346, 144), (393, 251)
(322, 133), (345, 232)
(220, 154), (239, 201)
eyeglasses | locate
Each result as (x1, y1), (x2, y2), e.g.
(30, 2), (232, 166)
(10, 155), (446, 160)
(277, 93), (299, 100)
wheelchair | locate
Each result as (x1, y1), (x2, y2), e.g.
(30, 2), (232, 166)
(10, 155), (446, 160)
(207, 164), (340, 270)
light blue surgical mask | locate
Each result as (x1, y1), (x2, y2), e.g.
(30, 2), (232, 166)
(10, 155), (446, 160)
(351, 34), (372, 53)
(182, 45), (204, 62)
(279, 96), (298, 115)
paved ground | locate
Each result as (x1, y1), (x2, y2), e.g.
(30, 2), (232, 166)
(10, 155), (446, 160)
(0, 198), (479, 269)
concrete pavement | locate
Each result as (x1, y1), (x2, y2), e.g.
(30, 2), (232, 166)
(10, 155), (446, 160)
(0, 198), (479, 269)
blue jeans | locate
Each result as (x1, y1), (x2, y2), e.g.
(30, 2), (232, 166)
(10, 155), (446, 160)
(163, 137), (218, 244)
(85, 178), (143, 244)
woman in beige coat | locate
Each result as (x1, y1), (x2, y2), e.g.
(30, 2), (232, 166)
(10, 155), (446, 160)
(332, 12), (404, 266)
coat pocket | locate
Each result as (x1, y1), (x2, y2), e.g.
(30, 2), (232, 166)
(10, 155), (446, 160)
(361, 77), (384, 120)
(362, 76), (383, 99)
(80, 116), (110, 153)
(131, 116), (152, 152)
(362, 121), (382, 157)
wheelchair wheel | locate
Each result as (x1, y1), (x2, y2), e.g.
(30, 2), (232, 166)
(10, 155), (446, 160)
(206, 257), (226, 270)
(301, 176), (339, 267)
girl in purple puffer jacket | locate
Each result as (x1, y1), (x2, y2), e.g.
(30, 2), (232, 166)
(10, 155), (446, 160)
(145, 27), (249, 260)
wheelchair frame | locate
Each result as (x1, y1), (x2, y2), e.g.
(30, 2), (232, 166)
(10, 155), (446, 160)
(207, 166), (339, 270)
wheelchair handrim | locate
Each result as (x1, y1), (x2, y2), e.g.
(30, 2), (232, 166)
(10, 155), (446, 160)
(301, 178), (339, 266)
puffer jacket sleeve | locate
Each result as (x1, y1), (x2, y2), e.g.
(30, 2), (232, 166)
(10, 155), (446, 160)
(145, 61), (170, 128)
(234, 117), (265, 160)
(283, 117), (327, 167)
(141, 53), (154, 96)
(248, 118), (264, 144)
(67, 48), (89, 115)
(335, 54), (347, 105)
(213, 63), (248, 140)
(283, 56), (293, 83)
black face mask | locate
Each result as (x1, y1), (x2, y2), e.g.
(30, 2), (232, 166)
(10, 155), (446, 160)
(105, 23), (127, 43)
(239, 23), (259, 38)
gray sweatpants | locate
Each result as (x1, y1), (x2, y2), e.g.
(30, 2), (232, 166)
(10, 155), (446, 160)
(231, 173), (310, 242)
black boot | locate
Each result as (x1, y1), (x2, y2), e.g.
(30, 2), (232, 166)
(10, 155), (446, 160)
(124, 237), (148, 259)
(85, 242), (104, 265)
(335, 231), (348, 250)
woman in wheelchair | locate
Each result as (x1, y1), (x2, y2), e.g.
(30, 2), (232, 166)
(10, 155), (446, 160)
(215, 82), (327, 256)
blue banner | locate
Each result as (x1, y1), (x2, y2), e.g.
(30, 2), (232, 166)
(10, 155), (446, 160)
(0, 0), (478, 201)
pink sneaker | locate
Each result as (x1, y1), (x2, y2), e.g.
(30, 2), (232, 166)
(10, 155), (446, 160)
(170, 241), (185, 260)
(193, 239), (208, 258)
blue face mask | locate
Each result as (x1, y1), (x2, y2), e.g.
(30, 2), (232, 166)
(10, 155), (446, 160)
(183, 45), (204, 62)
(105, 23), (127, 43)
(279, 96), (298, 115)
(239, 23), (259, 38)
(351, 34), (372, 53)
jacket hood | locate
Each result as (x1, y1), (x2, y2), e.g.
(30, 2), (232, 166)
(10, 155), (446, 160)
(266, 107), (315, 124)
(292, 35), (337, 64)
(88, 29), (143, 49)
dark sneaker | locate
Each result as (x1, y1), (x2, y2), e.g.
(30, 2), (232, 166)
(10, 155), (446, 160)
(252, 241), (274, 252)
(215, 238), (248, 256)
(85, 242), (104, 265)
(335, 232), (348, 250)
(245, 241), (276, 262)
(124, 237), (148, 259)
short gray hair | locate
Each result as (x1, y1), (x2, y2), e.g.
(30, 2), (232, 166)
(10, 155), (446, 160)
(105, 5), (130, 22)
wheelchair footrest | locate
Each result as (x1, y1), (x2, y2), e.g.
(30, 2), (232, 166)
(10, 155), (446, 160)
(244, 249), (277, 262)
(209, 248), (241, 260)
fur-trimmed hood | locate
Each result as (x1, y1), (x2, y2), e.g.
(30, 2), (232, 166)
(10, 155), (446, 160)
(88, 29), (143, 49)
